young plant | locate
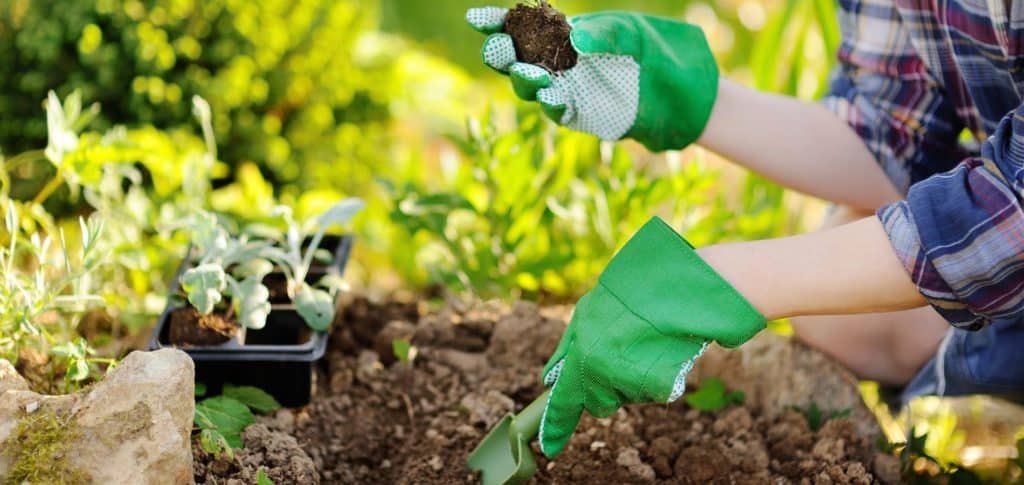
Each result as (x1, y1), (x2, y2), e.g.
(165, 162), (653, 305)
(684, 377), (745, 412)
(789, 402), (851, 431)
(0, 205), (108, 388)
(193, 384), (281, 458)
(180, 210), (274, 330)
(264, 199), (364, 331)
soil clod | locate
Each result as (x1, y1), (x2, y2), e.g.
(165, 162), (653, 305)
(504, 1), (577, 72)
(168, 306), (237, 346)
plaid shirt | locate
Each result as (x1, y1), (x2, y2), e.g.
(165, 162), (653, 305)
(822, 0), (1024, 329)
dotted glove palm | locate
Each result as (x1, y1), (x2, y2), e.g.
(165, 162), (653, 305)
(466, 7), (719, 152)
(537, 217), (765, 458)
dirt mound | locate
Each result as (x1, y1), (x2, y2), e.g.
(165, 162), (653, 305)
(281, 298), (890, 484)
(193, 424), (319, 484)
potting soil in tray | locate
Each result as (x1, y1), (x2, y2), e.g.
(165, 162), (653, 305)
(168, 306), (238, 346)
(193, 297), (894, 484)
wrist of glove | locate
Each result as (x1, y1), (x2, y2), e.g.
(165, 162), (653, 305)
(537, 217), (765, 458)
(466, 7), (719, 151)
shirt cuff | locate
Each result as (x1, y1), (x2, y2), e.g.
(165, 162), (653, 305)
(877, 202), (988, 330)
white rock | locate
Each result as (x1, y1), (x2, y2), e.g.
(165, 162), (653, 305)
(0, 349), (194, 484)
(0, 360), (27, 394)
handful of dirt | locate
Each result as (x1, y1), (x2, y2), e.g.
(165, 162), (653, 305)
(504, 1), (577, 72)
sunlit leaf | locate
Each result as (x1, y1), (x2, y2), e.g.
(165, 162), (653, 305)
(294, 283), (334, 331)
(222, 384), (282, 414)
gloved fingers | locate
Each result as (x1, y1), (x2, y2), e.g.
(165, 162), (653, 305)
(583, 377), (622, 418)
(509, 62), (552, 101)
(647, 337), (710, 403)
(465, 7), (509, 34)
(538, 374), (584, 458)
(481, 33), (517, 73)
(537, 86), (568, 124)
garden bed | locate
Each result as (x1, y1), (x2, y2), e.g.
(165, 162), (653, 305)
(194, 297), (896, 484)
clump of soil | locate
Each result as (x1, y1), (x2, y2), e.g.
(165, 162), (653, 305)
(249, 298), (885, 484)
(168, 307), (237, 346)
(192, 424), (320, 484)
(504, 1), (577, 72)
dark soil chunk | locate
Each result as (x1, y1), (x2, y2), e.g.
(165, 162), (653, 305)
(504, 1), (577, 72)
(168, 306), (237, 346)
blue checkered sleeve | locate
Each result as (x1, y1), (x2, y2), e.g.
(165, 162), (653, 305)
(880, 104), (1024, 329)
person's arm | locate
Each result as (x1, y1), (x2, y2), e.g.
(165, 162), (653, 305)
(703, 101), (1024, 330)
(698, 80), (902, 211)
(699, 2), (965, 214)
(697, 216), (925, 321)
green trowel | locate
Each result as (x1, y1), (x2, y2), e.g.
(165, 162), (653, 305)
(466, 390), (550, 485)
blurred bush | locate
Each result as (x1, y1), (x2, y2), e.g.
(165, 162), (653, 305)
(0, 0), (399, 193)
(0, 0), (835, 302)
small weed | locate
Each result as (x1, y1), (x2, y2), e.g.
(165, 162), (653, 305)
(790, 402), (850, 431)
(256, 467), (275, 485)
(193, 385), (281, 458)
(392, 338), (416, 364)
(685, 378), (745, 412)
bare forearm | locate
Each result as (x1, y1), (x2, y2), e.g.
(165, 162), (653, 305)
(697, 79), (902, 211)
(697, 217), (925, 320)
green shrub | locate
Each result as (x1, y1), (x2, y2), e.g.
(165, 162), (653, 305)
(1, 0), (394, 192)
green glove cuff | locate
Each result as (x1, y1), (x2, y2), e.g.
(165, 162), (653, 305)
(598, 217), (765, 348)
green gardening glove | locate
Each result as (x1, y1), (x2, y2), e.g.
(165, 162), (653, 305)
(466, 7), (719, 152)
(538, 217), (765, 457)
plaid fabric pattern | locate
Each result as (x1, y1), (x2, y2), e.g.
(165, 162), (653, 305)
(823, 0), (1024, 329)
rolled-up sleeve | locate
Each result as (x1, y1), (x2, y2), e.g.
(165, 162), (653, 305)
(821, 0), (966, 194)
(879, 105), (1024, 329)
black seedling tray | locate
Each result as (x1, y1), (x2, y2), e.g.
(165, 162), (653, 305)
(148, 234), (353, 407)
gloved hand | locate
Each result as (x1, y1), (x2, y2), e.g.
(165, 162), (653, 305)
(537, 217), (765, 457)
(466, 7), (719, 152)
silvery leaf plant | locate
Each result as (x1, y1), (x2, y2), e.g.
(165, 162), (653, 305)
(260, 199), (365, 331)
(180, 211), (274, 330)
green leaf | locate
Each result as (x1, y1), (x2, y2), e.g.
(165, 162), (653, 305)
(194, 381), (207, 397)
(181, 264), (227, 314)
(317, 198), (365, 227)
(234, 277), (271, 330)
(222, 384), (282, 414)
(199, 428), (233, 459)
(66, 358), (90, 382)
(392, 339), (412, 363)
(256, 468), (274, 485)
(194, 396), (255, 437)
(684, 378), (741, 412)
(294, 283), (334, 331)
(806, 402), (823, 431)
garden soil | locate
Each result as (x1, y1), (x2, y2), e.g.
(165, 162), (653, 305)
(504, 1), (577, 72)
(168, 306), (237, 346)
(194, 297), (898, 484)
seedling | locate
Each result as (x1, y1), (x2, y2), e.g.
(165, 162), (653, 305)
(256, 468), (274, 485)
(0, 204), (107, 388)
(392, 338), (417, 364)
(179, 210), (274, 334)
(504, 0), (577, 72)
(194, 385), (281, 458)
(263, 199), (364, 331)
(788, 402), (850, 431)
(684, 377), (745, 412)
